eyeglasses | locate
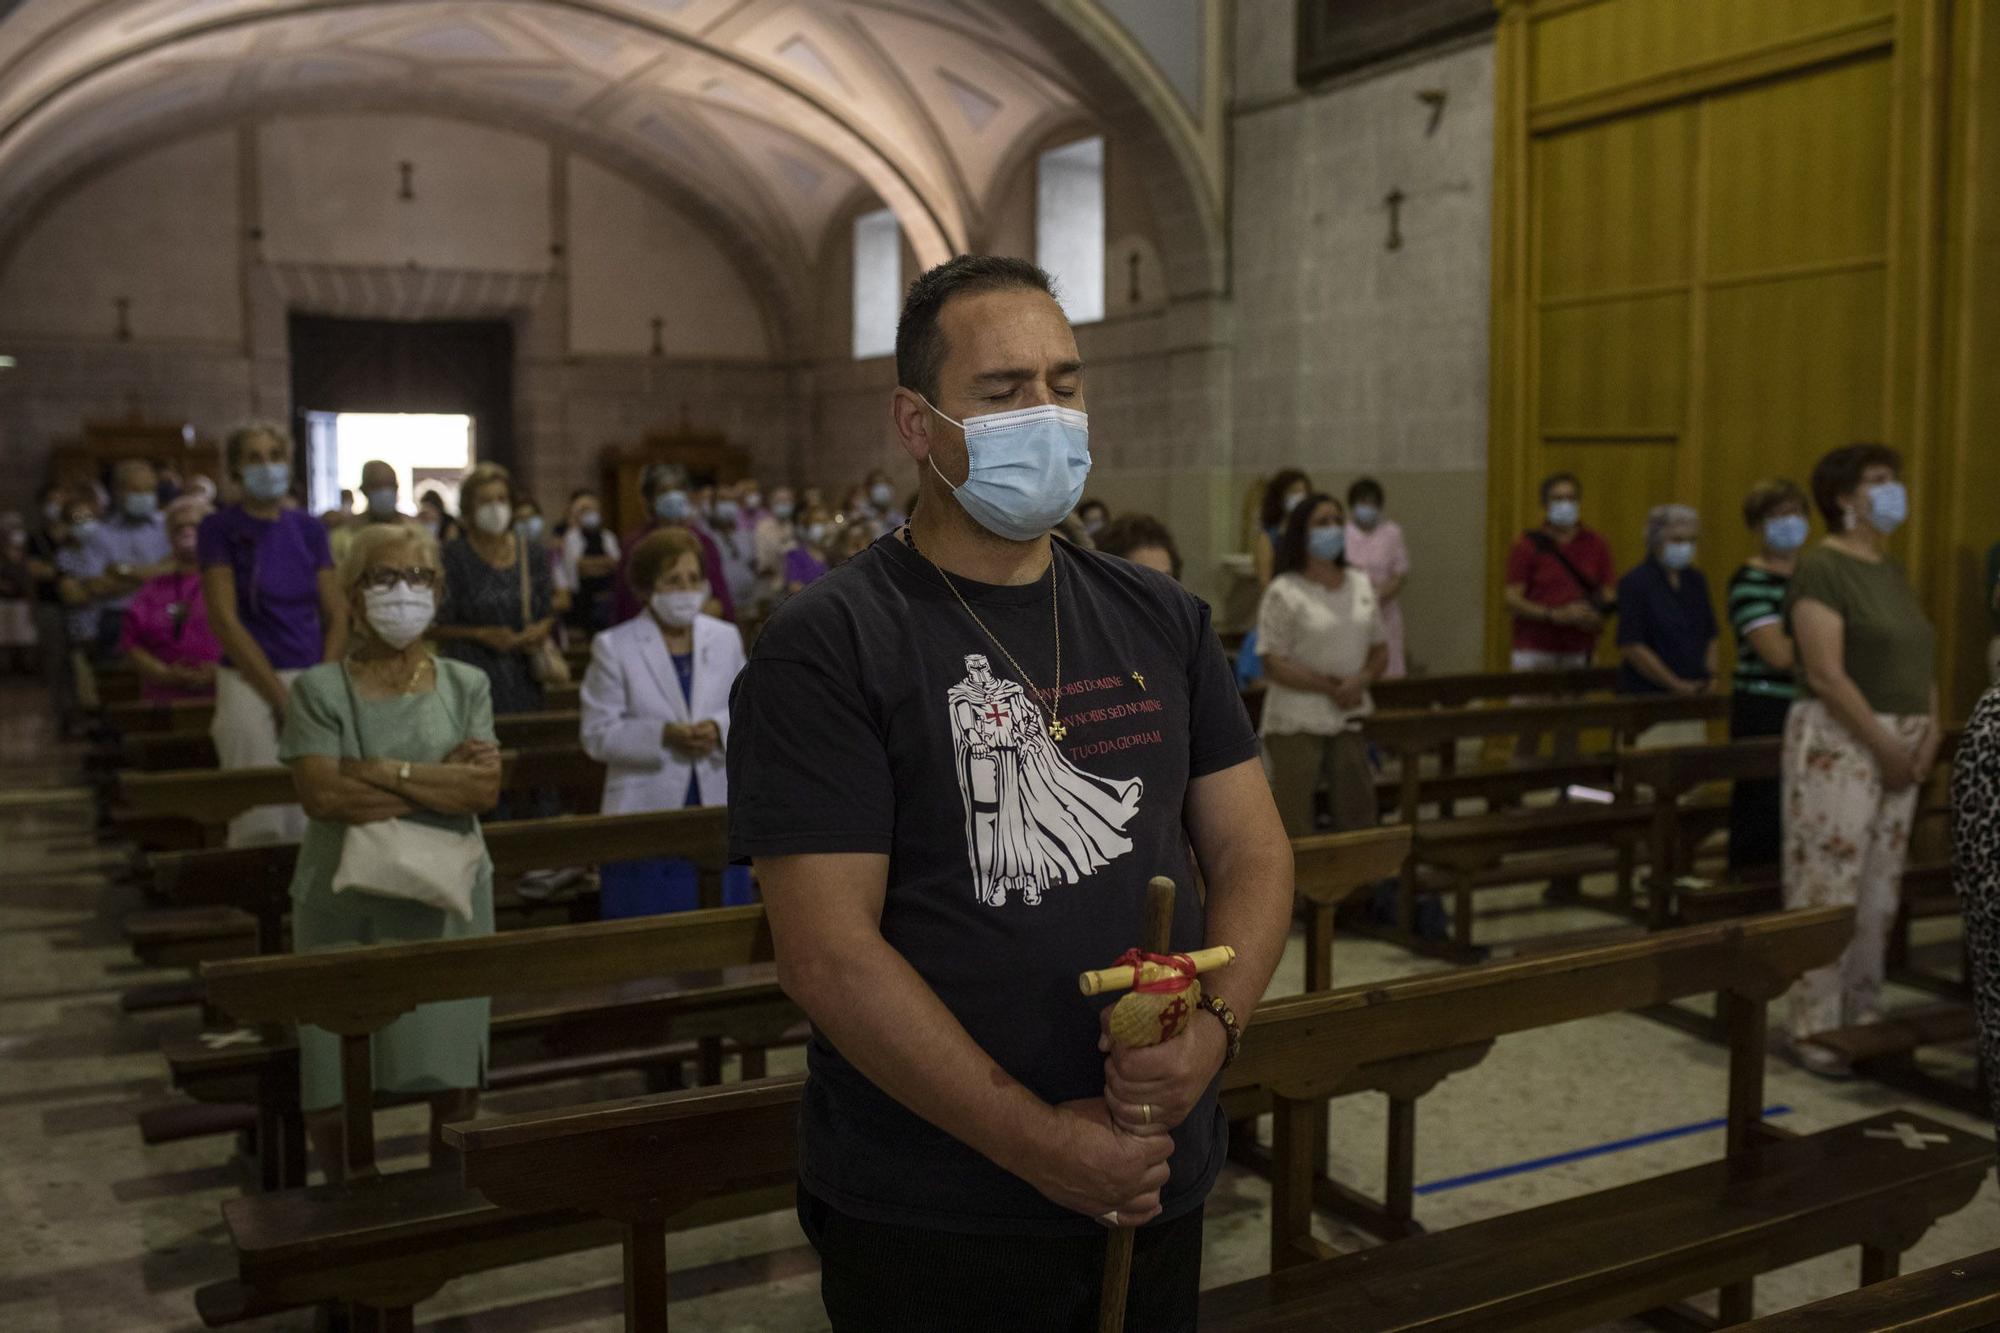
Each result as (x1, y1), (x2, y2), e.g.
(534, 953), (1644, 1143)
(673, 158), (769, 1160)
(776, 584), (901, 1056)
(360, 565), (439, 591)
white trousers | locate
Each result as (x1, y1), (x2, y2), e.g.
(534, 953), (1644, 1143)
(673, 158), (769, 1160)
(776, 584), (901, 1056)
(213, 666), (307, 847)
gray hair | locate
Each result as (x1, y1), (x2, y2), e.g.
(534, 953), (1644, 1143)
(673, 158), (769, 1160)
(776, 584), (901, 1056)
(225, 420), (294, 476)
(1643, 503), (1700, 552)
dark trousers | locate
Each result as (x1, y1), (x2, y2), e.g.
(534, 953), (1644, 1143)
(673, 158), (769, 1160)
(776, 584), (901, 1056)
(799, 1187), (1205, 1333)
(1728, 690), (1793, 870)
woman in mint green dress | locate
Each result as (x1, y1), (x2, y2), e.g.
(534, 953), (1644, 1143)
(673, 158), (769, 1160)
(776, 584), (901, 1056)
(280, 522), (502, 1182)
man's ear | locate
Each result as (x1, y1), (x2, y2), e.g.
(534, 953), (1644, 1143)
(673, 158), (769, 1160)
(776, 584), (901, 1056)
(890, 388), (933, 464)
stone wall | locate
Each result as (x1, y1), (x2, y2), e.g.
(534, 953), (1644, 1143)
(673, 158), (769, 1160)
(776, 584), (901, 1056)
(1230, 12), (1496, 671)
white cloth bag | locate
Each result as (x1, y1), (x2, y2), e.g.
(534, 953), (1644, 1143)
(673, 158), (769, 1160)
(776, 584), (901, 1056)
(329, 664), (483, 923)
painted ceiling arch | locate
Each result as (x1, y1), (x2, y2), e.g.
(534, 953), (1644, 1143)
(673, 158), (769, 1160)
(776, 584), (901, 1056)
(0, 0), (1224, 309)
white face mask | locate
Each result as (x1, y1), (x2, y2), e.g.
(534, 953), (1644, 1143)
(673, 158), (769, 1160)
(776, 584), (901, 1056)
(363, 585), (436, 650)
(474, 502), (512, 536)
(651, 589), (705, 627)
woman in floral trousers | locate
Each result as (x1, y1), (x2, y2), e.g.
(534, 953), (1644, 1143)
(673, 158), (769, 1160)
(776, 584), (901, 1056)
(1781, 445), (1940, 1075)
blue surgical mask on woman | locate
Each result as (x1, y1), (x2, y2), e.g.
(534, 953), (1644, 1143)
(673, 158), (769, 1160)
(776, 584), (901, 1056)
(241, 462), (290, 503)
(655, 490), (691, 523)
(1351, 503), (1381, 528)
(1308, 525), (1346, 563)
(869, 482), (896, 510)
(1861, 481), (1908, 535)
(1763, 514), (1808, 553)
(922, 398), (1091, 543)
(515, 515), (544, 543)
(1661, 540), (1697, 570)
(1547, 498), (1580, 528)
(122, 492), (157, 522)
(712, 499), (741, 527)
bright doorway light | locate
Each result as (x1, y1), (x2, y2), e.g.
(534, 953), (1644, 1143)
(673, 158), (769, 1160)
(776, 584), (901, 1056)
(305, 412), (474, 517)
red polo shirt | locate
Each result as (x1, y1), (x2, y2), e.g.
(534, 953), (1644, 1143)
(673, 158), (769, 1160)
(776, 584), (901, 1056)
(1506, 525), (1614, 654)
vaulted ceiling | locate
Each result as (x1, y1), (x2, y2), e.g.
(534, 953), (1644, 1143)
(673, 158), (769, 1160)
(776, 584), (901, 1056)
(0, 0), (1222, 323)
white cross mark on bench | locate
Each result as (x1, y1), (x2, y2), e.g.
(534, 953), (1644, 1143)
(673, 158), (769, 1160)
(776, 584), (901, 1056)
(199, 1028), (259, 1050)
(1863, 1121), (1949, 1151)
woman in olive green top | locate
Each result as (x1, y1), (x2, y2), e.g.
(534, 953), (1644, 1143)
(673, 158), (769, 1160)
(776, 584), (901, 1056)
(280, 523), (502, 1181)
(1781, 444), (1940, 1075)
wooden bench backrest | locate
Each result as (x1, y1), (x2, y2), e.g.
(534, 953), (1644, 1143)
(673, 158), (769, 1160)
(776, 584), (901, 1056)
(119, 746), (604, 825)
(154, 806), (731, 916)
(1291, 825), (1411, 991)
(1365, 691), (1726, 753)
(105, 685), (583, 736)
(1371, 666), (1619, 711)
(203, 903), (774, 1035)
(1232, 906), (1848, 1101)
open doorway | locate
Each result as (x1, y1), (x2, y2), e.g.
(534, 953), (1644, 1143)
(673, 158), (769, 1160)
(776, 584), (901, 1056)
(290, 313), (514, 521)
(303, 412), (475, 517)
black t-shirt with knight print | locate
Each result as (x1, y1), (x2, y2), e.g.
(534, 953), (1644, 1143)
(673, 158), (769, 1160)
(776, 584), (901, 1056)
(728, 532), (1259, 1235)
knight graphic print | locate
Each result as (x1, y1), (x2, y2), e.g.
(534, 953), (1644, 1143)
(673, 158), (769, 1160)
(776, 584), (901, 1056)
(945, 653), (1144, 907)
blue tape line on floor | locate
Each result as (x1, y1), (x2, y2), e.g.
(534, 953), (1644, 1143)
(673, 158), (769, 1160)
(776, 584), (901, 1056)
(1412, 1105), (1794, 1196)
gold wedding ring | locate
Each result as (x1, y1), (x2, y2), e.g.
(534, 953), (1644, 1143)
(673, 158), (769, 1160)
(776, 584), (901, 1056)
(1140, 1102), (1153, 1126)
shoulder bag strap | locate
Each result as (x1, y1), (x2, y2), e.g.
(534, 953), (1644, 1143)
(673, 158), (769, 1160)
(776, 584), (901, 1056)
(1526, 529), (1602, 601)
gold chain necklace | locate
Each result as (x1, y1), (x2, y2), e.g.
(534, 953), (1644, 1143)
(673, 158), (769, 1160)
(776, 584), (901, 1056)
(904, 523), (1067, 741)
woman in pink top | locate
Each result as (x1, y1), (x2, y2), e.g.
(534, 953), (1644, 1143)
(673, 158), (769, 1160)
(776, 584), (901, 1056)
(119, 496), (223, 702)
(1343, 478), (1410, 678)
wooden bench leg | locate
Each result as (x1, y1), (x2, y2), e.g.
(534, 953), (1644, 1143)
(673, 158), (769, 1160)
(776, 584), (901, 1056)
(1718, 1281), (1754, 1323)
(256, 1102), (283, 1194)
(697, 1038), (723, 1086)
(1861, 1244), (1902, 1286)
(1384, 1095), (1416, 1239)
(1452, 871), (1475, 957)
(1269, 1096), (1317, 1270)
(624, 1216), (670, 1332)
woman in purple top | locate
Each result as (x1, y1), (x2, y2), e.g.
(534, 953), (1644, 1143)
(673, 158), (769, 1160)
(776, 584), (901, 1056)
(199, 422), (348, 846)
(120, 496), (223, 703)
(782, 504), (834, 594)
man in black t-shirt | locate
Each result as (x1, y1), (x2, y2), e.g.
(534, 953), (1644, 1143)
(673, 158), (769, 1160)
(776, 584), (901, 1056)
(728, 256), (1294, 1330)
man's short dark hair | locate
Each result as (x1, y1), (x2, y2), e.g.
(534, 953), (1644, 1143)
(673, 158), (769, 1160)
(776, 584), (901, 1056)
(1095, 513), (1182, 581)
(1540, 471), (1581, 505)
(896, 255), (1059, 402)
(1810, 443), (1901, 528)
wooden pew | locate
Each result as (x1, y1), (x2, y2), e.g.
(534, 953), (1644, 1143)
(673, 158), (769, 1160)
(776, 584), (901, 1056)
(104, 683), (583, 737)
(445, 908), (1989, 1333)
(118, 707), (584, 772)
(197, 907), (789, 1328)
(1369, 665), (1620, 712)
(1364, 691), (1726, 827)
(115, 745), (605, 847)
(1200, 906), (1990, 1329)
(1723, 1246), (2000, 1331)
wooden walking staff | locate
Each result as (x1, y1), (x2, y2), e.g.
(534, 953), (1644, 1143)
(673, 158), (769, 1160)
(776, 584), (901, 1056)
(1078, 876), (1236, 1333)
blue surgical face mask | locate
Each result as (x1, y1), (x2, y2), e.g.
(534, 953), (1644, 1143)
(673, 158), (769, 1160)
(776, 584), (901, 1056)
(772, 501), (795, 522)
(1351, 503), (1381, 528)
(241, 462), (291, 503)
(869, 482), (896, 510)
(1661, 540), (1697, 570)
(923, 399), (1092, 544)
(1763, 514), (1808, 554)
(1862, 481), (1908, 534)
(711, 499), (740, 527)
(1308, 524), (1346, 563)
(516, 515), (544, 543)
(122, 492), (157, 522)
(655, 490), (691, 523)
(364, 487), (397, 519)
(1547, 498), (1580, 528)
(805, 522), (829, 546)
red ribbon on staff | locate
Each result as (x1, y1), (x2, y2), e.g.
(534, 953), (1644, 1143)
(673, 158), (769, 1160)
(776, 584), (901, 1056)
(1107, 949), (1198, 994)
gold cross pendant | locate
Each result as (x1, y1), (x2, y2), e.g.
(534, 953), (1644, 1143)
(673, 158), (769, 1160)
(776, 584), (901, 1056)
(1049, 719), (1068, 741)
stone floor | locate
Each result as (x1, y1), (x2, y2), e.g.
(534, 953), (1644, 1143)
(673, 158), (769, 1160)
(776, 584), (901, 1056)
(0, 677), (1993, 1331)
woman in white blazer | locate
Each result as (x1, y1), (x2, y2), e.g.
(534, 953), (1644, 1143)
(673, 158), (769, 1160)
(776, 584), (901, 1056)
(580, 527), (748, 915)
